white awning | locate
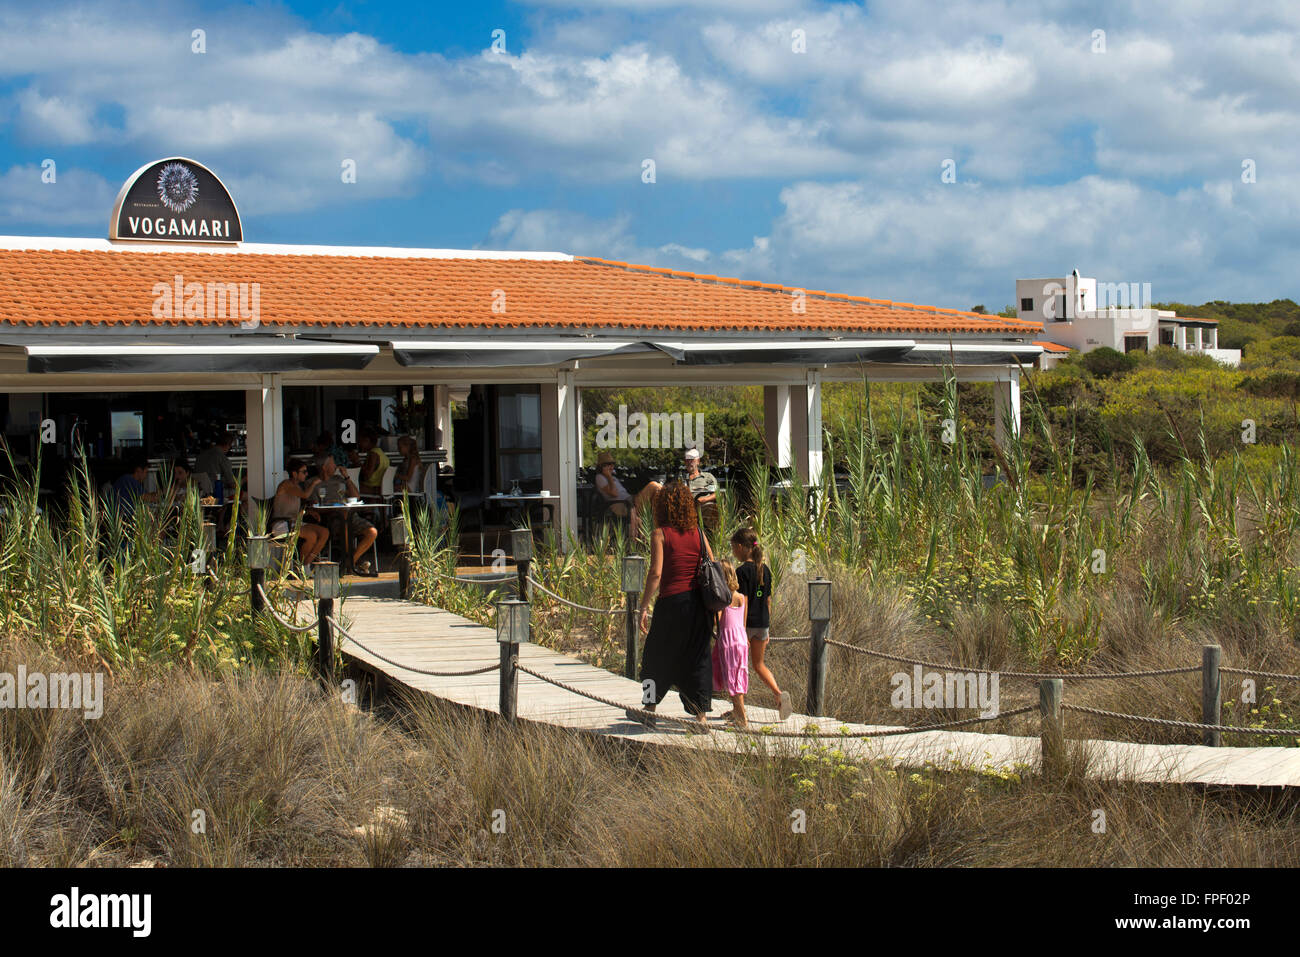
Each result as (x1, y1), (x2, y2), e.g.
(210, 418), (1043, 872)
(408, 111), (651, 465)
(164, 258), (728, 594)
(14, 341), (379, 374)
(390, 338), (654, 367)
(896, 343), (1045, 365)
(648, 339), (917, 365)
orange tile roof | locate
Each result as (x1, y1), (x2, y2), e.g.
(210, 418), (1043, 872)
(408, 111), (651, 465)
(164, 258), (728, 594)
(0, 247), (1043, 336)
(1033, 340), (1071, 353)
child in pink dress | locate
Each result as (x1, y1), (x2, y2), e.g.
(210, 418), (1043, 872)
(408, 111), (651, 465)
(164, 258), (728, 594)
(712, 560), (750, 727)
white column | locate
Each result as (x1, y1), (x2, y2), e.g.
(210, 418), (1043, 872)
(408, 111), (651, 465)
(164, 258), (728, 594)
(244, 373), (284, 500)
(1176, 326), (1187, 351)
(575, 386), (584, 469)
(763, 385), (794, 468)
(993, 369), (1021, 451)
(431, 384), (452, 468)
(1193, 326), (1203, 350)
(791, 371), (823, 485)
(541, 371), (579, 546)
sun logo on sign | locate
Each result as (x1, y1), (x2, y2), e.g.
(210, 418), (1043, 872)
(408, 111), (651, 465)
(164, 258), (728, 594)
(156, 162), (199, 213)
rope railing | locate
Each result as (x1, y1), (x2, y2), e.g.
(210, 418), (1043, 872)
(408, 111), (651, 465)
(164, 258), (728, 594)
(326, 615), (502, 678)
(255, 583), (319, 633)
(514, 662), (1035, 738)
(1061, 703), (1300, 738)
(526, 575), (624, 615)
(246, 554), (1300, 755)
(1220, 666), (1300, 682)
(822, 639), (1202, 681)
(433, 569), (517, 585)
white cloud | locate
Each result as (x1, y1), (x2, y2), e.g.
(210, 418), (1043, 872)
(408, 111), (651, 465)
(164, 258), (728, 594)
(0, 164), (117, 226)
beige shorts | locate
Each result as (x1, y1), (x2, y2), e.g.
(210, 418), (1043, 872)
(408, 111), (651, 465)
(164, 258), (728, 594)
(746, 627), (769, 641)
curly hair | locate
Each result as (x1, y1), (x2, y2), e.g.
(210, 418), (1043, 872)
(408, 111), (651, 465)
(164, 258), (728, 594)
(654, 480), (698, 533)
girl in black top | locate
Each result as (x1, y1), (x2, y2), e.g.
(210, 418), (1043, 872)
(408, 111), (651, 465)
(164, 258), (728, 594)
(730, 527), (791, 720)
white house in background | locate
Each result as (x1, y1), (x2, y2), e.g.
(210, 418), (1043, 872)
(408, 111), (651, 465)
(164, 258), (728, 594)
(1016, 271), (1242, 367)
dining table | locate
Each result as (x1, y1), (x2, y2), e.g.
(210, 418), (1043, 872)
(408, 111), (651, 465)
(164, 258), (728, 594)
(310, 500), (391, 573)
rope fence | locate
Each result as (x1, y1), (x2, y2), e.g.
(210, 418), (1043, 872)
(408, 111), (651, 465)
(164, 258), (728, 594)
(255, 583), (318, 633)
(823, 638), (1202, 681)
(526, 575), (623, 615)
(244, 551), (1300, 754)
(515, 662), (1037, 738)
(1062, 703), (1300, 738)
(326, 616), (502, 678)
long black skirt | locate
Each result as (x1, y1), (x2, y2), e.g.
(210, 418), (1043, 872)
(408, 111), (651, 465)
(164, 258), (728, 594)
(640, 588), (713, 716)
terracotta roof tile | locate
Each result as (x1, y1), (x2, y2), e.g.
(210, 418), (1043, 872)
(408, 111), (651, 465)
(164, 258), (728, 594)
(0, 248), (1043, 336)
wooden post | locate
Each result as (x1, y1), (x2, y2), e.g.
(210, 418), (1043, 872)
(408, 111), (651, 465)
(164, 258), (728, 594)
(316, 596), (334, 684)
(1039, 678), (1063, 772)
(390, 512), (412, 600)
(806, 578), (831, 717)
(248, 535), (270, 619)
(250, 566), (265, 616)
(1202, 644), (1222, 747)
(398, 550), (411, 600)
(313, 562), (340, 685)
(517, 557), (531, 603)
(624, 590), (639, 680)
(621, 554), (646, 680)
(499, 639), (518, 723)
(497, 598), (529, 723)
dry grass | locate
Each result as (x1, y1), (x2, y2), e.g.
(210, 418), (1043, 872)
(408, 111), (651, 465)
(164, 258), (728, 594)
(4, 639), (1300, 868)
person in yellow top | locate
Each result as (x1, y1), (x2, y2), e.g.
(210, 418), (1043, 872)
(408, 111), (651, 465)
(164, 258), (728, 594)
(352, 428), (391, 497)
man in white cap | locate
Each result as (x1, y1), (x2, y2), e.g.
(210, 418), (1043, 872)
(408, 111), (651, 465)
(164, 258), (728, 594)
(683, 447), (717, 504)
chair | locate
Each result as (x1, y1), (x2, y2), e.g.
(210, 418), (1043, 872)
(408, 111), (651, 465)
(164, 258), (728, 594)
(377, 465), (397, 499)
(345, 466), (362, 490)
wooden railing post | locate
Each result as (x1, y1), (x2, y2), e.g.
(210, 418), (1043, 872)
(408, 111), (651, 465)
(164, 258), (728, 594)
(806, 578), (832, 716)
(512, 528), (533, 605)
(1039, 678), (1063, 773)
(622, 554), (647, 680)
(314, 562), (340, 685)
(391, 513), (411, 600)
(248, 535), (270, 618)
(1202, 644), (1222, 747)
(497, 599), (530, 723)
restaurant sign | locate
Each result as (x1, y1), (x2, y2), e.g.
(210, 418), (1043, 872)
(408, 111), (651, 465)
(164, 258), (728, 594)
(109, 157), (242, 243)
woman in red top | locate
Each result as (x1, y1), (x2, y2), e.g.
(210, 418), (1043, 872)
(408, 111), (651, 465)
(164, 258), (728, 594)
(634, 480), (716, 728)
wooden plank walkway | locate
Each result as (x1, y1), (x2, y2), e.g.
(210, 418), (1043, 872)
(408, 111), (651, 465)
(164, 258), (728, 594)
(323, 596), (1300, 787)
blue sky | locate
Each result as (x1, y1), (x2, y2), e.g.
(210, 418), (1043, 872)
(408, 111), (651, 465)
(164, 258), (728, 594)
(1, 0), (1297, 310)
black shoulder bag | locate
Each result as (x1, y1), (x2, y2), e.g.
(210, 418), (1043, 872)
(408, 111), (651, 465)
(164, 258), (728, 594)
(694, 527), (731, 612)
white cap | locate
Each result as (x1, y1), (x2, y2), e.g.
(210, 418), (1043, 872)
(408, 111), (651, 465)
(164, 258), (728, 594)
(684, 448), (701, 460)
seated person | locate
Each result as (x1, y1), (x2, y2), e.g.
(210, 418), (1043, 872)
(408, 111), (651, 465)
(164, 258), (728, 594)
(684, 447), (721, 530)
(395, 435), (424, 494)
(593, 451), (632, 509)
(310, 456), (379, 576)
(629, 446), (718, 538)
(270, 458), (329, 567)
(195, 431), (245, 502)
(111, 452), (160, 520)
(311, 430), (351, 469)
(351, 428), (391, 498)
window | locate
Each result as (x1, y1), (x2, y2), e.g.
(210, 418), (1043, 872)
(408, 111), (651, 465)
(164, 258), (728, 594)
(1124, 336), (1148, 354)
(496, 386), (542, 485)
(1020, 297), (1034, 312)
(1159, 328), (1174, 346)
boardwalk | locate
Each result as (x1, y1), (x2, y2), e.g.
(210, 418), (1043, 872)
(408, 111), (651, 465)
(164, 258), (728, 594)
(325, 595), (1300, 788)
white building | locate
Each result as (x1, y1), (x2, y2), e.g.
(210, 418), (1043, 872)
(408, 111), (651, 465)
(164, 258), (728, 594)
(1015, 271), (1241, 366)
